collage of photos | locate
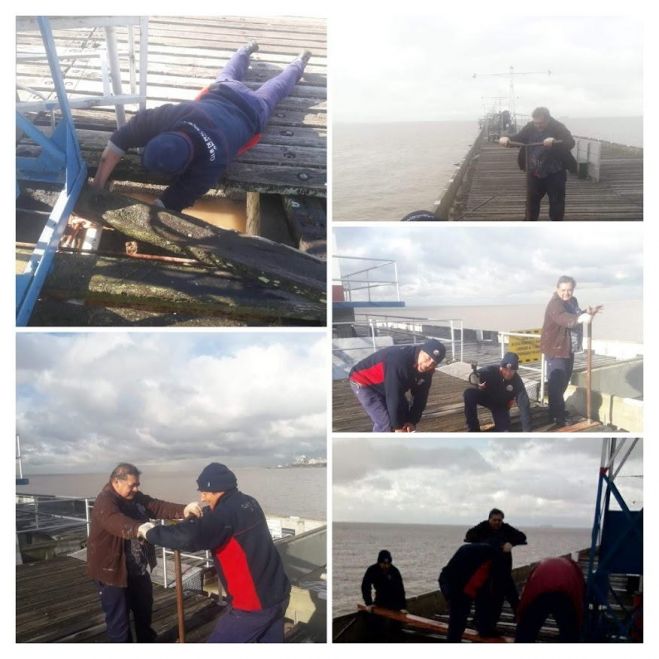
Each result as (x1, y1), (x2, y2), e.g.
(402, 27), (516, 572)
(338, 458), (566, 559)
(12, 9), (646, 649)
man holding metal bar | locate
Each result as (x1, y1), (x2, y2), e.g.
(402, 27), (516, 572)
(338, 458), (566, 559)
(86, 463), (201, 642)
(540, 275), (603, 427)
(144, 463), (291, 643)
(499, 107), (577, 220)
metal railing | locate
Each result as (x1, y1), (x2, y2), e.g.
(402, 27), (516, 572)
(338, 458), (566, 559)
(332, 316), (465, 363)
(333, 255), (400, 304)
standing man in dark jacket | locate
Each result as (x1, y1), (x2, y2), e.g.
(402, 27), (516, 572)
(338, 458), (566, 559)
(348, 339), (446, 432)
(465, 508), (527, 624)
(463, 352), (532, 432)
(499, 107), (577, 220)
(145, 463), (291, 643)
(540, 275), (603, 427)
(361, 549), (407, 611)
(92, 42), (312, 211)
(439, 543), (505, 641)
(87, 463), (198, 642)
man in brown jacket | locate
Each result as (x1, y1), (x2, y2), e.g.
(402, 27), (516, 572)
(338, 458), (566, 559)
(87, 463), (201, 642)
(540, 276), (602, 427)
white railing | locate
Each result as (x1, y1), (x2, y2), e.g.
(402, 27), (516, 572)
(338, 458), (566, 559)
(333, 255), (400, 304)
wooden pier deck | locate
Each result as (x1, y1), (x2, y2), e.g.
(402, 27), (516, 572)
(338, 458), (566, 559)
(332, 367), (616, 433)
(16, 16), (327, 198)
(16, 555), (315, 642)
(445, 140), (642, 221)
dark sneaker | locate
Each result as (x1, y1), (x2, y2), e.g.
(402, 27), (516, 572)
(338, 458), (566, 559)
(299, 49), (312, 65)
(246, 40), (259, 55)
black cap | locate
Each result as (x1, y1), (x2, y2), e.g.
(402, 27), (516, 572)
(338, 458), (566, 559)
(421, 339), (446, 364)
(501, 352), (520, 370)
(378, 549), (392, 563)
(196, 463), (237, 492)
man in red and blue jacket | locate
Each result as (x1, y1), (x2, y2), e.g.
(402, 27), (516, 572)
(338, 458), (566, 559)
(92, 42), (311, 211)
(144, 463), (291, 642)
(348, 339), (446, 432)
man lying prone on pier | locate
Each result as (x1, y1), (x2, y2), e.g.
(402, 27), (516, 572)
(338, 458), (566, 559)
(91, 42), (311, 211)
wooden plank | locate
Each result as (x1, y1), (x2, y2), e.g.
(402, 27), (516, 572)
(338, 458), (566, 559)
(356, 605), (512, 643)
(17, 247), (324, 325)
(68, 188), (326, 300)
(283, 196), (327, 259)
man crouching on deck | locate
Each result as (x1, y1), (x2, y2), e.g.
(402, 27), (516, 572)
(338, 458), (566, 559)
(348, 339), (446, 432)
(143, 463), (291, 643)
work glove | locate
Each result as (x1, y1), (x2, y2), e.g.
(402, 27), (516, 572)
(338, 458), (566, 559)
(184, 501), (203, 518)
(499, 136), (510, 147)
(543, 137), (555, 147)
(153, 198), (165, 208)
(502, 542), (513, 553)
(137, 522), (155, 539)
(365, 605), (375, 613)
(577, 313), (592, 324)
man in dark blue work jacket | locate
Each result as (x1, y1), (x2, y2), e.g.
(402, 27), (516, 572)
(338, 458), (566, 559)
(348, 339), (446, 432)
(463, 351), (532, 432)
(92, 42), (311, 211)
(143, 463), (291, 642)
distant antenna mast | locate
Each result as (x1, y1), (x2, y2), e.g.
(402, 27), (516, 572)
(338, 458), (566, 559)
(473, 66), (552, 121)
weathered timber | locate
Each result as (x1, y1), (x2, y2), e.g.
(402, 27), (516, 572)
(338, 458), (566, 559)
(23, 187), (326, 301)
(332, 371), (610, 433)
(445, 139), (643, 221)
(17, 247), (324, 325)
(283, 196), (327, 259)
(245, 192), (296, 246)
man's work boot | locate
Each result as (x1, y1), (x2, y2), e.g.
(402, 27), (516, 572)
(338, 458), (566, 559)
(299, 49), (312, 65)
(246, 40), (259, 55)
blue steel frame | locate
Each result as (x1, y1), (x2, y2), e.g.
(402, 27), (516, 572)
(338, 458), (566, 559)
(16, 17), (87, 326)
(585, 442), (643, 641)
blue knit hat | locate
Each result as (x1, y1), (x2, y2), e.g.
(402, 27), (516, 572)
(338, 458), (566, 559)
(421, 339), (446, 364)
(142, 131), (194, 175)
(501, 352), (520, 370)
(196, 463), (237, 492)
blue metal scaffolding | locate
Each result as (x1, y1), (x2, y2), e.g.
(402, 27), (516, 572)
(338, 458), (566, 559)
(16, 17), (87, 326)
(585, 438), (642, 641)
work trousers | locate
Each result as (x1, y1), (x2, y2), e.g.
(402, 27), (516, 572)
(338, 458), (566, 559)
(546, 355), (574, 424)
(440, 586), (496, 642)
(214, 45), (306, 132)
(526, 169), (567, 221)
(97, 573), (156, 643)
(515, 592), (581, 642)
(463, 388), (511, 432)
(350, 381), (392, 432)
(206, 599), (289, 643)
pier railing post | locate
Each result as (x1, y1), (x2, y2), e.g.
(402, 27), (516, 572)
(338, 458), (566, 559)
(85, 498), (91, 537)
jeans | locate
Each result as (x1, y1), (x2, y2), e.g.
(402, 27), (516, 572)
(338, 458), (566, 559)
(463, 388), (511, 432)
(526, 169), (567, 220)
(214, 45), (306, 132)
(206, 599), (289, 643)
(515, 592), (580, 642)
(350, 381), (391, 432)
(97, 573), (156, 643)
(547, 355), (574, 423)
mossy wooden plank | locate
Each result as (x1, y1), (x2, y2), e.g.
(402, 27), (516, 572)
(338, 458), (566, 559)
(71, 188), (326, 300)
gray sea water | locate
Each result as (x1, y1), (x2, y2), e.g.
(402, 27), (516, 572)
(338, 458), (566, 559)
(333, 522), (591, 616)
(359, 300), (643, 344)
(333, 117), (642, 221)
(16, 466), (327, 521)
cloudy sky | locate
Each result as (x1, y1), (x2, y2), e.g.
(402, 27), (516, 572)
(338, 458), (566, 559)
(333, 437), (643, 527)
(15, 332), (327, 474)
(332, 14), (642, 122)
(333, 223), (643, 306)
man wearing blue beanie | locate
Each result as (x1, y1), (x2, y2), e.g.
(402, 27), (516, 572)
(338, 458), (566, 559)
(92, 42), (311, 212)
(143, 463), (291, 642)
